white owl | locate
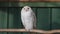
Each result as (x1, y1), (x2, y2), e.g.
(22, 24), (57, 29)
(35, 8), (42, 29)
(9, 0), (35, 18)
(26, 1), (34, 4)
(21, 6), (36, 31)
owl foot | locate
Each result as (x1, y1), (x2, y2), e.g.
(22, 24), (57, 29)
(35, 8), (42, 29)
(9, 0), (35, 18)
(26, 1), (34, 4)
(25, 29), (31, 32)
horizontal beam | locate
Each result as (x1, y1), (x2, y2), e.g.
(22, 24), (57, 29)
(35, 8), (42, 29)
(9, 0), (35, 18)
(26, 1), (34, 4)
(0, 0), (60, 2)
(0, 29), (60, 34)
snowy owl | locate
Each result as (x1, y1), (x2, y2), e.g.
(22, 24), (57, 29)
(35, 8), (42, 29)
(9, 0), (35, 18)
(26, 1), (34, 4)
(21, 6), (36, 31)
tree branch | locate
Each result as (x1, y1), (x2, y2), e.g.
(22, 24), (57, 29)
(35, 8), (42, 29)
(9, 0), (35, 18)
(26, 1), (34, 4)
(0, 29), (60, 34)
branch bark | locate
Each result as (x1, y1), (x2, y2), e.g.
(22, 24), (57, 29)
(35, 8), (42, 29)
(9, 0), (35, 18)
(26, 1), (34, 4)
(0, 0), (60, 2)
(0, 29), (60, 34)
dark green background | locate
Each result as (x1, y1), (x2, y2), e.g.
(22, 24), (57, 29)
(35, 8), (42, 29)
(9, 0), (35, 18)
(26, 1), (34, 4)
(0, 2), (60, 34)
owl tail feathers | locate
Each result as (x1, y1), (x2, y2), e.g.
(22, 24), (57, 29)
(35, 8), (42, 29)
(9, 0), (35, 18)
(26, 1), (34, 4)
(27, 29), (36, 34)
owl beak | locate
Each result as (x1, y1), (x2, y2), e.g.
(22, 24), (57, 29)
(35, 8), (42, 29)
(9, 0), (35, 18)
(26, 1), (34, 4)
(26, 10), (28, 11)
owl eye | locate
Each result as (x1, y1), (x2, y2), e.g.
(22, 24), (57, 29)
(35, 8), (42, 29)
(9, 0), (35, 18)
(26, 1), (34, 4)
(27, 8), (29, 9)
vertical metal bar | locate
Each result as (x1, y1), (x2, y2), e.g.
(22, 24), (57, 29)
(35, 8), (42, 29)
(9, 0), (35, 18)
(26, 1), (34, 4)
(36, 7), (38, 26)
(36, 7), (38, 34)
(21, 7), (23, 34)
(7, 7), (9, 29)
(20, 7), (24, 28)
(49, 8), (52, 30)
(36, 7), (38, 18)
(7, 7), (9, 34)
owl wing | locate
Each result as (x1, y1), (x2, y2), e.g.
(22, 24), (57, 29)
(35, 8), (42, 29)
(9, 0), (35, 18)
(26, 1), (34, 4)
(21, 16), (25, 27)
(21, 11), (26, 28)
(32, 11), (36, 28)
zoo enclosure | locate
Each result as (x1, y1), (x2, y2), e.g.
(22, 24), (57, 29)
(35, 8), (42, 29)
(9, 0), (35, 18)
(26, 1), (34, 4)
(0, 6), (60, 34)
(0, 0), (60, 34)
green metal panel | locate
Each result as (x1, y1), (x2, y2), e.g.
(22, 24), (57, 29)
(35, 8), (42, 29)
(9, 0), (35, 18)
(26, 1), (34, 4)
(37, 8), (51, 30)
(0, 3), (9, 34)
(8, 8), (22, 34)
(0, 8), (7, 34)
(0, 2), (9, 7)
(1, 2), (60, 7)
(52, 8), (60, 29)
(0, 2), (59, 7)
(9, 2), (60, 7)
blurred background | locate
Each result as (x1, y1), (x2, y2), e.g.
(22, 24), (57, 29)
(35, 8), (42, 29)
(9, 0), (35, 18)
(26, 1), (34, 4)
(0, 0), (60, 34)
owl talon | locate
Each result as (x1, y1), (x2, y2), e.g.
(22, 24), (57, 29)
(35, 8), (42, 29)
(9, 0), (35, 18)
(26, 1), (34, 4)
(25, 29), (31, 32)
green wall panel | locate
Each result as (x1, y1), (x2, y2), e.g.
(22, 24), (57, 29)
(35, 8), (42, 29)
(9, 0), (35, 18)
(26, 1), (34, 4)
(8, 8), (22, 34)
(0, 8), (7, 34)
(0, 2), (9, 7)
(0, 2), (60, 7)
(52, 8), (60, 29)
(9, 2), (60, 7)
(37, 8), (50, 30)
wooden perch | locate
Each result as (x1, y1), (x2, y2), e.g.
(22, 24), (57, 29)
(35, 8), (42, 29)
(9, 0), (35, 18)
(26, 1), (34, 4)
(0, 29), (60, 34)
(0, 0), (60, 2)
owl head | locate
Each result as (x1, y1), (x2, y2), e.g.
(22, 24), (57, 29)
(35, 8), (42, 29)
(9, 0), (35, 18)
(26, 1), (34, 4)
(21, 6), (32, 12)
